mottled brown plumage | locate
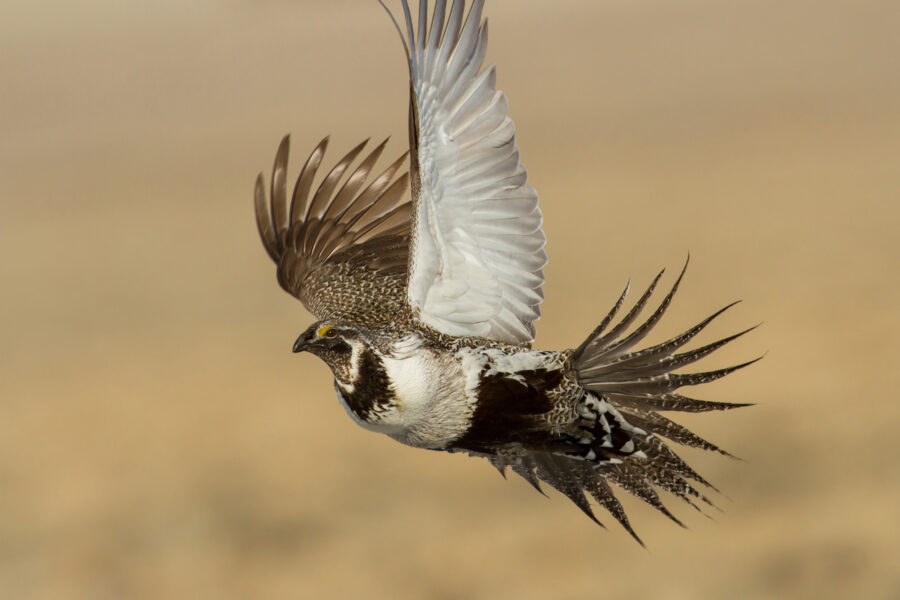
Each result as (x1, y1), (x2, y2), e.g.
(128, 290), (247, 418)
(254, 136), (413, 330)
(253, 0), (758, 545)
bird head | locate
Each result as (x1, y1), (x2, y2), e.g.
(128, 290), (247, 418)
(292, 321), (366, 385)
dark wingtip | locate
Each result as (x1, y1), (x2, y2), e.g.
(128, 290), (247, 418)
(276, 134), (291, 160)
(254, 171), (280, 262)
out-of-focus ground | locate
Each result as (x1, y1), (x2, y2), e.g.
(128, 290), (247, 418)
(1, 0), (899, 598)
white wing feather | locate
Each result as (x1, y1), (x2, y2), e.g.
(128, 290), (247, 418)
(389, 0), (547, 344)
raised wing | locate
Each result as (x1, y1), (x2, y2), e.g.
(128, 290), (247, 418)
(382, 0), (547, 345)
(254, 136), (412, 331)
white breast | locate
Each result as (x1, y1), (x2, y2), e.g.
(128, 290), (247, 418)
(370, 335), (473, 449)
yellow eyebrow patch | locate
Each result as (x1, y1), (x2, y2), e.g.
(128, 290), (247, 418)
(316, 324), (333, 338)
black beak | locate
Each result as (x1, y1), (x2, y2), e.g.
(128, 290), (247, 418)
(292, 335), (308, 353)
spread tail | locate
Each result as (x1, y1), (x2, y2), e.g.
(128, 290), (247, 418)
(567, 258), (759, 540)
(484, 259), (759, 544)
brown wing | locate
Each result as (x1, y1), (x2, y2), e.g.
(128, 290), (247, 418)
(254, 135), (412, 330)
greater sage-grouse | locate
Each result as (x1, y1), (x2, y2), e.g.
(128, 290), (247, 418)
(254, 0), (757, 543)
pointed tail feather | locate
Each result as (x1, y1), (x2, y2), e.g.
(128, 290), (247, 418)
(559, 263), (756, 539)
(466, 263), (756, 543)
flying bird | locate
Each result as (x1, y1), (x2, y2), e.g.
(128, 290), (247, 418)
(253, 0), (756, 543)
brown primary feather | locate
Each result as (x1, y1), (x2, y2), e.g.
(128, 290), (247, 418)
(254, 136), (413, 330)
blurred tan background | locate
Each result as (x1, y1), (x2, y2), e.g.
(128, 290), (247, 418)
(2, 0), (899, 598)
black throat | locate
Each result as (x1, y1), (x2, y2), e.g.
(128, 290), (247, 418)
(335, 348), (396, 422)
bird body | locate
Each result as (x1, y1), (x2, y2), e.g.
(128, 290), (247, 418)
(253, 0), (757, 542)
(295, 322), (565, 450)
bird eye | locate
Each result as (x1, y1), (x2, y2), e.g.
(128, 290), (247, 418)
(325, 328), (337, 338)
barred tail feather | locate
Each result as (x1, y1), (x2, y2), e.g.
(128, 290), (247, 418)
(575, 260), (757, 414)
(566, 260), (757, 538)
(468, 263), (755, 543)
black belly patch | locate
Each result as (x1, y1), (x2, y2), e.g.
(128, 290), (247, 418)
(452, 368), (564, 453)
